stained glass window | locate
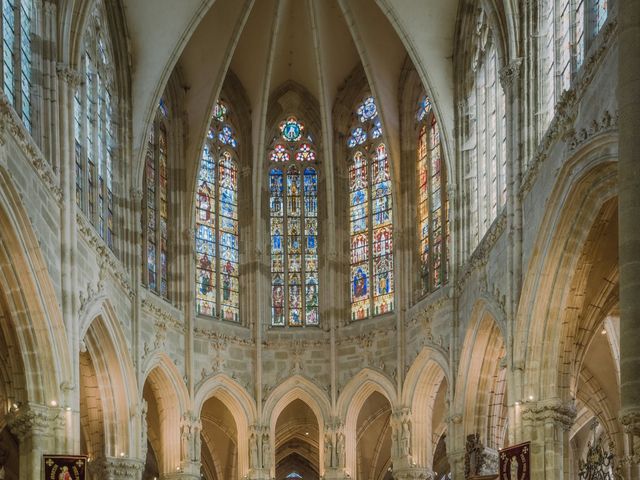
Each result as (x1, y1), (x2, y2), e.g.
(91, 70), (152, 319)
(348, 96), (394, 320)
(75, 0), (116, 251)
(143, 100), (170, 298)
(195, 100), (240, 322)
(269, 116), (319, 327)
(417, 95), (449, 294)
(1, 0), (32, 130)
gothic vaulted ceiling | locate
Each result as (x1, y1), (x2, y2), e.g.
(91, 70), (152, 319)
(122, 0), (459, 184)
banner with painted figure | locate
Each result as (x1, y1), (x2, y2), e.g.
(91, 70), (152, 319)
(499, 442), (530, 480)
(43, 455), (86, 480)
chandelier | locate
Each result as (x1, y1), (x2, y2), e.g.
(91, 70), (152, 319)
(578, 421), (622, 480)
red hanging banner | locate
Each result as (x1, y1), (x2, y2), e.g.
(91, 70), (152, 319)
(43, 455), (87, 480)
(499, 442), (530, 480)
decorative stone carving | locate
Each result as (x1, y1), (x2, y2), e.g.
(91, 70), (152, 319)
(391, 408), (413, 462)
(499, 58), (523, 90)
(568, 110), (618, 151)
(464, 433), (498, 478)
(521, 400), (577, 431)
(89, 457), (144, 479)
(180, 412), (202, 464)
(0, 95), (62, 199)
(7, 403), (63, 441)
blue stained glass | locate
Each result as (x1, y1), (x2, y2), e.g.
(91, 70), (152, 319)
(352, 266), (369, 300)
(417, 96), (432, 122)
(348, 127), (367, 147)
(219, 125), (238, 148)
(280, 117), (303, 142)
(358, 96), (377, 122)
(371, 118), (382, 139)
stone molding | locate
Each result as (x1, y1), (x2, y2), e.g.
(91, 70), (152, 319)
(520, 20), (618, 198)
(567, 110), (618, 152)
(0, 94), (62, 199)
(76, 212), (134, 299)
(457, 210), (508, 293)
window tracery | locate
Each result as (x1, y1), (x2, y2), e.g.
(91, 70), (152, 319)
(2, 0), (32, 130)
(143, 100), (170, 297)
(74, 0), (116, 251)
(269, 116), (319, 327)
(195, 100), (240, 322)
(416, 95), (449, 294)
(461, 10), (506, 254)
(538, 0), (608, 134)
(348, 96), (394, 321)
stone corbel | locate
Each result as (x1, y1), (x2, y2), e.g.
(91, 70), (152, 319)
(499, 57), (524, 92)
(55, 63), (82, 89)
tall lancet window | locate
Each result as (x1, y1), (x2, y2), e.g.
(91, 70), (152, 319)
(348, 96), (394, 321)
(74, 0), (116, 250)
(462, 8), (506, 254)
(269, 116), (319, 327)
(143, 99), (170, 297)
(195, 101), (240, 322)
(417, 95), (449, 294)
(2, 0), (33, 130)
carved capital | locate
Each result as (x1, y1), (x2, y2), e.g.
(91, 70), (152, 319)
(499, 58), (524, 90)
(56, 63), (82, 88)
(7, 403), (62, 441)
(620, 408), (640, 437)
(89, 457), (144, 479)
(521, 400), (577, 431)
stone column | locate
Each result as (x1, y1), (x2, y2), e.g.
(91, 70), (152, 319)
(7, 404), (66, 480)
(521, 401), (575, 479)
(246, 425), (271, 480)
(89, 457), (144, 480)
(618, 0), (640, 478)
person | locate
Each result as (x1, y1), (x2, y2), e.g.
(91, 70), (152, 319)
(197, 182), (212, 221)
(199, 254), (212, 295)
(354, 269), (367, 298)
(273, 285), (284, 321)
(58, 466), (72, 480)
(222, 260), (233, 301)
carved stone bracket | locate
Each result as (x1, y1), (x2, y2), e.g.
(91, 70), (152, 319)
(499, 57), (524, 91)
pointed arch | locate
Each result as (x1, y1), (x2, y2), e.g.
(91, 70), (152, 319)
(336, 368), (397, 478)
(141, 353), (191, 473)
(263, 375), (331, 429)
(0, 168), (70, 406)
(194, 373), (256, 477)
(516, 134), (618, 402)
(263, 375), (331, 477)
(455, 300), (507, 449)
(81, 300), (138, 458)
(402, 348), (449, 468)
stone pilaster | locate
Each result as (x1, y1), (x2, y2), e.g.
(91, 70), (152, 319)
(247, 424), (272, 480)
(179, 412), (202, 475)
(521, 401), (576, 479)
(7, 404), (67, 480)
(618, 0), (640, 478)
(322, 422), (348, 479)
(89, 457), (144, 480)
(390, 408), (435, 479)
